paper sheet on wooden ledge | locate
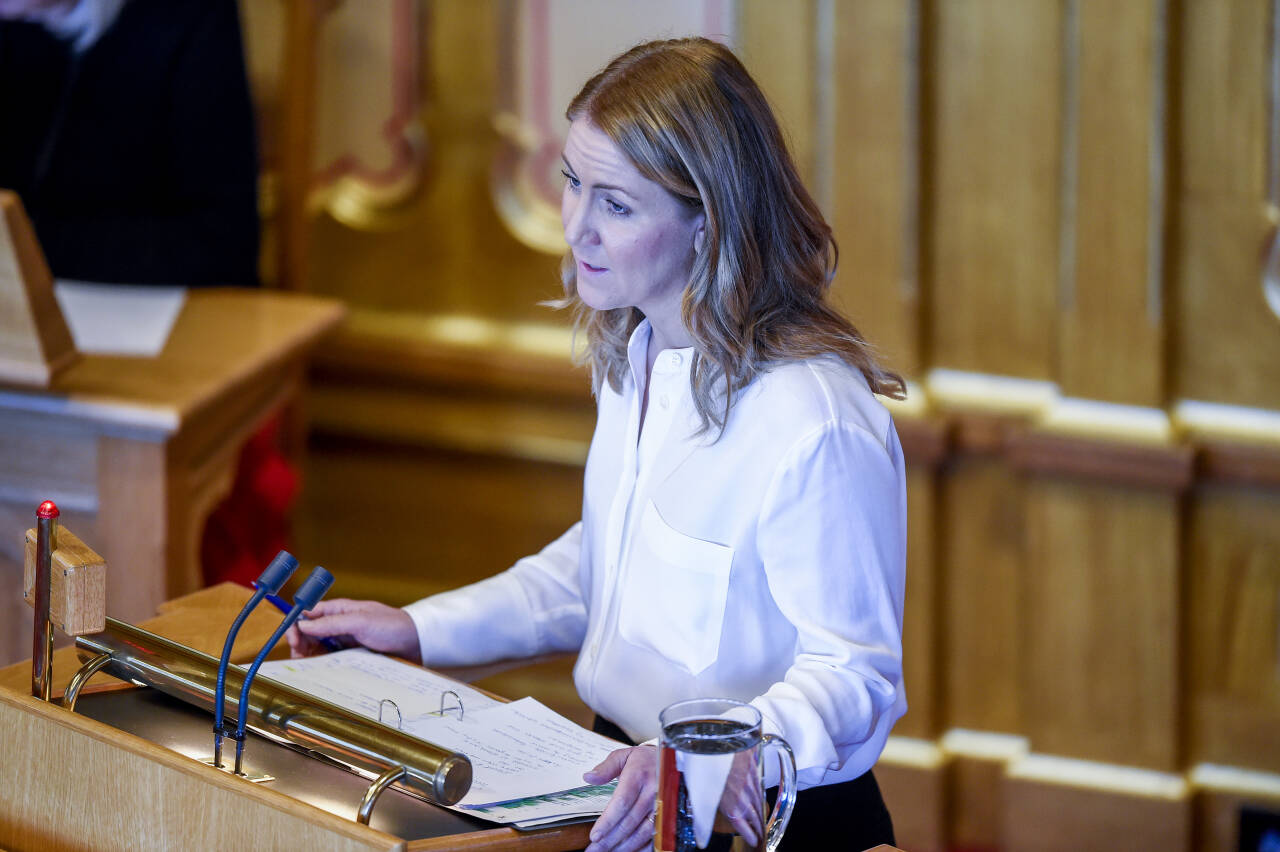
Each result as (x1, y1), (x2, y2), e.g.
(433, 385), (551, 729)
(54, 280), (186, 356)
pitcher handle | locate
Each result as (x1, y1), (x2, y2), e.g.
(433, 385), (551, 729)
(761, 733), (797, 852)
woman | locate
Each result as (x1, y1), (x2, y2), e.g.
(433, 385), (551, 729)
(288, 37), (906, 852)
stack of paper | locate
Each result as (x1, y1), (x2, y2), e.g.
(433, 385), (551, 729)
(260, 649), (623, 827)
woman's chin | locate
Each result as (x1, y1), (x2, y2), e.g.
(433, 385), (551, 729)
(576, 279), (620, 312)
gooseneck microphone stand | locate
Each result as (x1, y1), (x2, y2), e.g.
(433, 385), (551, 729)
(211, 551), (298, 769)
(233, 566), (335, 776)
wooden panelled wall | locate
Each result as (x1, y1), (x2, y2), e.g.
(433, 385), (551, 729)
(296, 3), (1280, 851)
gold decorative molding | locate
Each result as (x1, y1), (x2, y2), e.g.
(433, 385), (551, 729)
(488, 0), (737, 255)
(491, 112), (568, 255)
(240, 0), (429, 234)
(313, 0), (428, 231)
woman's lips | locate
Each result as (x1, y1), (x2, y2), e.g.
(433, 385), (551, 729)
(579, 260), (607, 274)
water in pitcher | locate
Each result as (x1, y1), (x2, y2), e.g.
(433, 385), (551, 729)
(655, 717), (766, 852)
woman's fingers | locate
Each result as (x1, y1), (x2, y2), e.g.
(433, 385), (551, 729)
(285, 599), (421, 661)
(594, 797), (655, 851)
(614, 817), (657, 852)
(586, 750), (639, 846)
(724, 798), (761, 848)
(284, 623), (320, 658)
(295, 611), (361, 639)
(586, 746), (657, 852)
(713, 755), (765, 847)
(729, 780), (765, 846)
(583, 747), (629, 785)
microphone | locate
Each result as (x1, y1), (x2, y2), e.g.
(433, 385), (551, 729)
(233, 566), (335, 775)
(212, 550), (298, 769)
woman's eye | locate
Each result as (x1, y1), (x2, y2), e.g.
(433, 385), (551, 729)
(605, 199), (629, 216)
(561, 169), (580, 190)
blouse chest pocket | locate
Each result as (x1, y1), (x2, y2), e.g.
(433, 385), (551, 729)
(618, 500), (734, 676)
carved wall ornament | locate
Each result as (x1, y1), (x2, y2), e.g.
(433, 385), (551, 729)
(241, 0), (427, 233)
(490, 0), (736, 254)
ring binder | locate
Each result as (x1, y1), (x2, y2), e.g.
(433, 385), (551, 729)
(378, 698), (402, 729)
(429, 689), (464, 721)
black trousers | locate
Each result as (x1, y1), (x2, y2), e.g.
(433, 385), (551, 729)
(592, 716), (895, 851)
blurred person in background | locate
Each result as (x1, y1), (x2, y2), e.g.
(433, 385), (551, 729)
(0, 0), (259, 286)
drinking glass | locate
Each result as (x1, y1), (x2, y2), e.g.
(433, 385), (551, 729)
(655, 698), (796, 851)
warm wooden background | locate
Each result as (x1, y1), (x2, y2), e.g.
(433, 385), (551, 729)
(235, 2), (1280, 851)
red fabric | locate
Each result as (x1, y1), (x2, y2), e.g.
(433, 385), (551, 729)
(200, 415), (298, 587)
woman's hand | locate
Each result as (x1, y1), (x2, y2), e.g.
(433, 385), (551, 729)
(284, 598), (421, 663)
(712, 752), (765, 847)
(583, 744), (658, 852)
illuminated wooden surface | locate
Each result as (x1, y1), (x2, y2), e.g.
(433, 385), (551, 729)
(1023, 479), (1181, 770)
(1173, 0), (1280, 407)
(0, 583), (593, 851)
(0, 687), (406, 852)
(0, 583), (401, 851)
(830, 0), (920, 377)
(1062, 0), (1164, 405)
(1187, 489), (1280, 772)
(929, 0), (1061, 378)
(0, 289), (344, 666)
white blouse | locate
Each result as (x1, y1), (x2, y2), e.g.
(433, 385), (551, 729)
(404, 320), (907, 789)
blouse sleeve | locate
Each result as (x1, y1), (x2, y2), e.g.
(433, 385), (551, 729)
(401, 521), (587, 667)
(750, 420), (908, 787)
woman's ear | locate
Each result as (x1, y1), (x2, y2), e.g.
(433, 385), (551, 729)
(692, 214), (707, 255)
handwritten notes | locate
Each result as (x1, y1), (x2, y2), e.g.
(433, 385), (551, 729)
(261, 648), (499, 721)
(259, 650), (625, 812)
(407, 697), (620, 806)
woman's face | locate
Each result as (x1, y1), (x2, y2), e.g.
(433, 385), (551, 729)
(561, 119), (705, 331)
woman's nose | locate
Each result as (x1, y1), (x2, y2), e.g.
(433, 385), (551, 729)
(562, 194), (594, 246)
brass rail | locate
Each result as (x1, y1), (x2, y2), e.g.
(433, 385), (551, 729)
(74, 618), (471, 805)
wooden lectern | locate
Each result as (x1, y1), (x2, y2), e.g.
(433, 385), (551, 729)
(0, 583), (594, 851)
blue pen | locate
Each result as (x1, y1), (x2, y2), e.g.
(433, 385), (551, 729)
(254, 581), (344, 652)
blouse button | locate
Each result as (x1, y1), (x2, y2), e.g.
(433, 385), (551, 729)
(659, 394), (670, 409)
(669, 352), (683, 368)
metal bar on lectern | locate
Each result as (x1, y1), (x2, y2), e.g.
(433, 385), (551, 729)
(74, 617), (472, 806)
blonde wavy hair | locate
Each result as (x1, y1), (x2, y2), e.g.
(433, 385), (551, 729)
(558, 37), (906, 433)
